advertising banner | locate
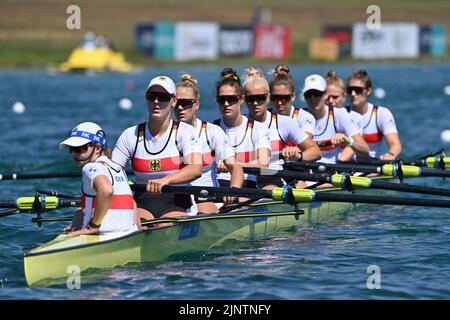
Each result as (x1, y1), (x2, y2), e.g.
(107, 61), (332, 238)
(429, 24), (447, 57)
(154, 23), (175, 60)
(253, 24), (291, 59)
(322, 24), (352, 56)
(219, 25), (253, 56)
(351, 23), (420, 59)
(174, 22), (219, 61)
(135, 24), (155, 56)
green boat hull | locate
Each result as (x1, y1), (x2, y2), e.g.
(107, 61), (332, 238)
(24, 181), (393, 287)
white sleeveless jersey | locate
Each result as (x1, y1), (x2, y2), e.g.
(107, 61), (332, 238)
(357, 103), (398, 158)
(81, 156), (137, 233)
(112, 120), (201, 184)
(215, 116), (270, 182)
(260, 111), (308, 170)
(289, 106), (316, 136)
(190, 119), (235, 187)
(313, 106), (360, 164)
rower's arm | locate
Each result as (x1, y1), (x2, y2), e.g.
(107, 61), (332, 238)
(337, 146), (356, 162)
(90, 175), (114, 227)
(349, 134), (370, 156)
(239, 148), (271, 168)
(296, 138), (322, 161)
(380, 132), (402, 160)
(224, 155), (244, 188)
(163, 152), (203, 185)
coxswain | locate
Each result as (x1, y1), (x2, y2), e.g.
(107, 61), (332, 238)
(60, 122), (138, 236)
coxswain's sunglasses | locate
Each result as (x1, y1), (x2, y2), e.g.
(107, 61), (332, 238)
(244, 94), (268, 105)
(146, 92), (173, 102)
(270, 94), (292, 103)
(304, 90), (324, 99)
(176, 99), (196, 110)
(216, 95), (241, 105)
(69, 142), (94, 154)
(346, 86), (365, 95)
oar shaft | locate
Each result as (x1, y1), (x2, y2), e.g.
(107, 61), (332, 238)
(0, 208), (19, 217)
(243, 167), (331, 183)
(0, 172), (81, 180)
(130, 184), (273, 199)
(0, 200), (18, 208)
(313, 192), (450, 208)
(370, 180), (450, 197)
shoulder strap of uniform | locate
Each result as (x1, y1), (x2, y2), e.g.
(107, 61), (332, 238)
(329, 106), (338, 134)
(248, 118), (256, 146)
(131, 122), (146, 159)
(373, 105), (381, 133)
(203, 121), (213, 150)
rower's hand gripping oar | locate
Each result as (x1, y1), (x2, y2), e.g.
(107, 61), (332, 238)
(243, 168), (450, 197)
(130, 184), (450, 208)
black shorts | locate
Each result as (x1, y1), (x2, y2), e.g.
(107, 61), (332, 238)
(134, 191), (192, 219)
(256, 175), (284, 188)
(217, 179), (257, 189)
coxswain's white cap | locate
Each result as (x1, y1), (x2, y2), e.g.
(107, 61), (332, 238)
(59, 122), (106, 149)
(146, 75), (176, 95)
(302, 74), (327, 94)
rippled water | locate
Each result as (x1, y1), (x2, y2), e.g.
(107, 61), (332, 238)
(1, 62), (450, 299)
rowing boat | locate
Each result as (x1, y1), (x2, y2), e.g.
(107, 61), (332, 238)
(24, 176), (397, 287)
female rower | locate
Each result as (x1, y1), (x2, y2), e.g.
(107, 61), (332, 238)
(112, 75), (202, 221)
(243, 66), (321, 189)
(347, 69), (402, 160)
(213, 67), (271, 188)
(269, 64), (315, 138)
(60, 122), (138, 236)
(174, 74), (244, 213)
(325, 70), (363, 160)
(303, 74), (369, 163)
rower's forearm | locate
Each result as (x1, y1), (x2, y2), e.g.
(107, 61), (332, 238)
(388, 144), (402, 157)
(228, 165), (244, 188)
(301, 147), (322, 162)
(91, 191), (113, 225)
(165, 164), (203, 184)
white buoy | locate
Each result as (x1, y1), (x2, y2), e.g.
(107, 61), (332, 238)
(440, 130), (450, 143)
(12, 101), (26, 114)
(374, 87), (386, 99)
(444, 85), (450, 96)
(118, 98), (133, 110)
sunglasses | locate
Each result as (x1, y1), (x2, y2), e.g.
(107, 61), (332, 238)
(346, 86), (365, 95)
(69, 142), (93, 154)
(270, 94), (292, 103)
(216, 95), (241, 105)
(176, 99), (196, 110)
(244, 94), (267, 105)
(304, 90), (324, 99)
(146, 92), (173, 102)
